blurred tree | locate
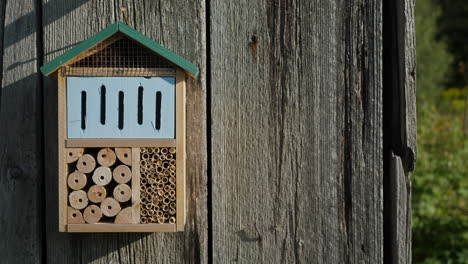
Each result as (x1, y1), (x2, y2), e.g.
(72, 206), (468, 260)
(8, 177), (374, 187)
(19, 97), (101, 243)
(437, 0), (468, 87)
(414, 1), (468, 263)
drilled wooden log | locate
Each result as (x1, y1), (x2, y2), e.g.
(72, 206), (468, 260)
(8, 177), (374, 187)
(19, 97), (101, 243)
(68, 190), (88, 210)
(65, 148), (84, 163)
(112, 165), (131, 184)
(113, 184), (131, 203)
(67, 171), (87, 190)
(87, 185), (107, 203)
(67, 207), (85, 224)
(92, 166), (112, 186)
(114, 206), (139, 224)
(76, 154), (96, 173)
(97, 148), (116, 167)
(100, 198), (121, 217)
(83, 205), (102, 224)
(115, 148), (132, 166)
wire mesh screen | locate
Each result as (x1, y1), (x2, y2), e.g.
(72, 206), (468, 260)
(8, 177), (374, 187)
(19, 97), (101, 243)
(65, 33), (176, 76)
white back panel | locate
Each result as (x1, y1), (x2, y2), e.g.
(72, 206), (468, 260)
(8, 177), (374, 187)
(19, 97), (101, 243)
(67, 77), (175, 139)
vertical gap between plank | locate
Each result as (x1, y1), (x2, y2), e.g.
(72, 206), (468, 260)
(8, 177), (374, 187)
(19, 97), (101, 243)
(35, 0), (46, 261)
(206, 0), (213, 262)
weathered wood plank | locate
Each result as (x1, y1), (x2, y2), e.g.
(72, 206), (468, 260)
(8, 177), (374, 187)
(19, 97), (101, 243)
(210, 0), (383, 263)
(0, 0), (43, 262)
(43, 0), (207, 263)
(383, 0), (415, 263)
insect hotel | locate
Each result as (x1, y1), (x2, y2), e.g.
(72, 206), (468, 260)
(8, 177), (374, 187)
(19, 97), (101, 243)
(40, 22), (198, 232)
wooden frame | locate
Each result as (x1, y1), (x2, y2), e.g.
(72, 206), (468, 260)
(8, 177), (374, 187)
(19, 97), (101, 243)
(66, 139), (176, 148)
(47, 23), (194, 233)
(57, 67), (187, 232)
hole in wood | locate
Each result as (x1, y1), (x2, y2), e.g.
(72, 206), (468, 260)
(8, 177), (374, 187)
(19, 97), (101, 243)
(81, 91), (87, 130)
(97, 192), (102, 197)
(108, 206), (112, 210)
(74, 179), (78, 183)
(118, 91), (124, 130)
(156, 91), (161, 130)
(138, 86), (143, 125)
(83, 162), (87, 166)
(100, 175), (105, 180)
(78, 199), (83, 203)
(100, 85), (106, 125)
(68, 152), (73, 156)
(124, 154), (128, 158)
(72, 213), (77, 218)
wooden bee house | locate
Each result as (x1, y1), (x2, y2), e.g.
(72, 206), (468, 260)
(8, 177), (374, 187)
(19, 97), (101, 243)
(40, 22), (198, 232)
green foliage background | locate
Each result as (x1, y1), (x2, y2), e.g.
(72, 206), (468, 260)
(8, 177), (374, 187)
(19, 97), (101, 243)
(413, 0), (468, 263)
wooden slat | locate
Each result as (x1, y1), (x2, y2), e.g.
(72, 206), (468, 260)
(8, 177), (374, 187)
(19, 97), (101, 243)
(131, 147), (141, 223)
(211, 1), (384, 263)
(0, 0), (43, 262)
(67, 224), (176, 233)
(58, 73), (67, 232)
(64, 66), (176, 77)
(175, 68), (186, 231)
(66, 139), (176, 148)
(43, 1), (207, 263)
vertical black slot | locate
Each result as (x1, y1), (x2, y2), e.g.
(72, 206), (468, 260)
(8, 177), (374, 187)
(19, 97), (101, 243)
(81, 91), (86, 130)
(155, 91), (162, 130)
(100, 85), (106, 125)
(118, 91), (124, 130)
(138, 86), (144, 125)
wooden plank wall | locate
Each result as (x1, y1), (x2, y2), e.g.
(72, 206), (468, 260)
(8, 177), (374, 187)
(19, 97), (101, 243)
(0, 0), (43, 263)
(210, 0), (383, 263)
(0, 0), (415, 263)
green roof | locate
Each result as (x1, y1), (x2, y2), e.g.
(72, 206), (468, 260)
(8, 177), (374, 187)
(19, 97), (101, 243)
(40, 22), (199, 78)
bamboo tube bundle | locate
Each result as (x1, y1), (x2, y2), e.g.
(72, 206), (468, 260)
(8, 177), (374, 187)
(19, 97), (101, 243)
(101, 197), (121, 217)
(141, 217), (148, 224)
(66, 148), (85, 164)
(169, 217), (176, 224)
(140, 147), (148, 153)
(69, 190), (88, 210)
(170, 202), (176, 209)
(68, 207), (85, 224)
(142, 153), (150, 160)
(159, 154), (166, 161)
(166, 154), (173, 160)
(92, 166), (112, 186)
(169, 147), (176, 154)
(77, 154), (96, 173)
(147, 147), (154, 154)
(67, 171), (87, 190)
(139, 159), (147, 167)
(169, 176), (176, 184)
(113, 165), (131, 184)
(154, 147), (160, 154)
(87, 185), (107, 203)
(170, 159), (176, 166)
(97, 148), (116, 167)
(115, 147), (132, 166)
(113, 183), (131, 203)
(83, 205), (102, 224)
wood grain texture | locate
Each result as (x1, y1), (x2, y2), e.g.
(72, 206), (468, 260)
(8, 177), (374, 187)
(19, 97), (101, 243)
(383, 0), (415, 263)
(0, 0), (43, 262)
(210, 0), (383, 263)
(43, 0), (207, 263)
